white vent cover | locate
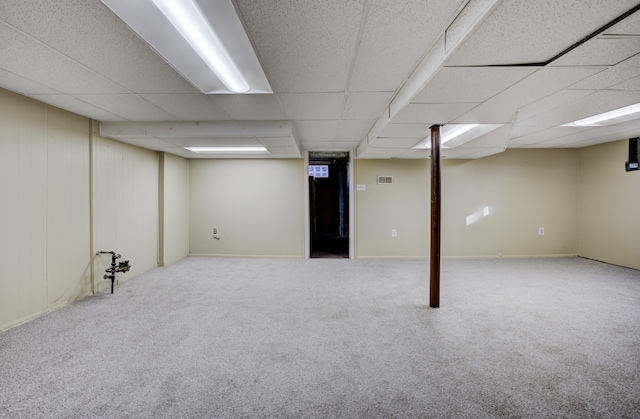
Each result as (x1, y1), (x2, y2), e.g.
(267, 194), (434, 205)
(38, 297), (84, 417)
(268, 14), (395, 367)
(377, 175), (393, 184)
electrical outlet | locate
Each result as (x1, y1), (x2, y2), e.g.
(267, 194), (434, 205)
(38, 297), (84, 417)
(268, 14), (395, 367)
(539, 227), (544, 236)
(392, 229), (397, 237)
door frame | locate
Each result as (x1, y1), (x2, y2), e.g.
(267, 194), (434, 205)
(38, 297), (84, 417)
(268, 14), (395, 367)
(304, 150), (354, 259)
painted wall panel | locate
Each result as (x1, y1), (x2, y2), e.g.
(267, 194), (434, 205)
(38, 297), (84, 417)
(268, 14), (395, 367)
(190, 159), (304, 257)
(162, 153), (190, 265)
(579, 140), (640, 270)
(441, 149), (579, 257)
(355, 149), (579, 258)
(0, 89), (91, 329)
(92, 129), (159, 293)
(355, 159), (430, 258)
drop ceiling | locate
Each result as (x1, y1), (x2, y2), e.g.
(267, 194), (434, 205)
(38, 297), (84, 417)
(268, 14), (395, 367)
(1, 0), (639, 159)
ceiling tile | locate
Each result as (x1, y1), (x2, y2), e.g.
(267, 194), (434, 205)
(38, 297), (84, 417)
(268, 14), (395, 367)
(515, 89), (596, 125)
(30, 94), (125, 121)
(162, 138), (261, 147)
(332, 141), (361, 149)
(335, 120), (375, 142)
(412, 67), (537, 103)
(610, 75), (640, 91)
(342, 92), (394, 120)
(140, 94), (231, 121)
(0, 0), (198, 94)
(447, 0), (640, 66)
(349, 0), (465, 92)
(454, 67), (603, 123)
(0, 69), (60, 95)
(258, 137), (296, 147)
(369, 137), (422, 148)
(235, 0), (365, 93)
(379, 123), (430, 138)
(514, 89), (640, 128)
(0, 21), (128, 94)
(294, 120), (339, 143)
(73, 94), (178, 121)
(551, 38), (640, 66)
(570, 53), (640, 90)
(279, 93), (344, 120)
(215, 95), (287, 120)
(390, 103), (479, 124)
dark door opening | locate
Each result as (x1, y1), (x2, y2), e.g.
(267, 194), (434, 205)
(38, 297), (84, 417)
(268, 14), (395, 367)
(309, 152), (349, 258)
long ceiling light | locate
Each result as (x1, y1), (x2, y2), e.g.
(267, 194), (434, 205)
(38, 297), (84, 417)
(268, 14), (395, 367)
(412, 124), (479, 149)
(562, 102), (640, 126)
(101, 0), (272, 94)
(151, 0), (249, 93)
(185, 146), (269, 154)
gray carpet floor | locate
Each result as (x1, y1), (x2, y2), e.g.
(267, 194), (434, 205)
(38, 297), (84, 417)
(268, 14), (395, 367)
(1, 256), (639, 418)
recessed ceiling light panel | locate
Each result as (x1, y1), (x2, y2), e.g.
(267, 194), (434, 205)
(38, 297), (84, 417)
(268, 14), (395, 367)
(101, 0), (272, 94)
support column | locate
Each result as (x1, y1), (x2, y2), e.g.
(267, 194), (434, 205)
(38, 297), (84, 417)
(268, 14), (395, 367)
(430, 125), (441, 308)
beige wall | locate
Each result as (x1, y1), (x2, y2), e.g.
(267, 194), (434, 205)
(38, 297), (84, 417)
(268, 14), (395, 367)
(578, 140), (640, 270)
(92, 124), (160, 293)
(355, 149), (580, 258)
(0, 90), (91, 329)
(0, 89), (173, 331)
(161, 152), (190, 266)
(355, 159), (430, 257)
(442, 149), (579, 257)
(189, 159), (304, 257)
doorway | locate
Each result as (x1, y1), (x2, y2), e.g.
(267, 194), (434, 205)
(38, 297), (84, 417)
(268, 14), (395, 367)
(308, 152), (350, 258)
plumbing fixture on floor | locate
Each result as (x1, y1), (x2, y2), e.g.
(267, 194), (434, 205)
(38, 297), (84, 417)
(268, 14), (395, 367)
(96, 251), (131, 294)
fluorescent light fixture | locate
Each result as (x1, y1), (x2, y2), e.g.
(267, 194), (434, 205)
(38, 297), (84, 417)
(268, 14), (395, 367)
(412, 124), (480, 149)
(151, 0), (249, 93)
(185, 146), (269, 154)
(101, 0), (272, 94)
(562, 102), (640, 126)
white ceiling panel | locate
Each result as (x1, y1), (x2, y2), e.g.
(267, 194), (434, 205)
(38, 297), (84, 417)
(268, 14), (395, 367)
(162, 138), (261, 147)
(303, 141), (335, 150)
(112, 138), (179, 150)
(515, 89), (596, 125)
(570, 53), (640, 90)
(30, 94), (125, 121)
(368, 137), (423, 149)
(531, 127), (640, 148)
(258, 137), (296, 147)
(341, 92), (394, 120)
(390, 103), (479, 124)
(454, 67), (604, 123)
(610, 75), (640, 91)
(0, 69), (59, 95)
(279, 93), (345, 120)
(357, 147), (407, 159)
(602, 7), (640, 36)
(235, 0), (365, 93)
(0, 21), (128, 95)
(335, 120), (376, 143)
(412, 67), (536, 103)
(447, 0), (640, 66)
(379, 123), (430, 138)
(215, 95), (287, 120)
(331, 141), (361, 149)
(513, 89), (640, 128)
(294, 121), (339, 143)
(508, 127), (589, 147)
(348, 0), (465, 92)
(551, 38), (640, 67)
(140, 94), (231, 121)
(74, 94), (177, 121)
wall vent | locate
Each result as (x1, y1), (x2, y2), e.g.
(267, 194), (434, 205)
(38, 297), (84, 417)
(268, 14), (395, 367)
(377, 175), (393, 184)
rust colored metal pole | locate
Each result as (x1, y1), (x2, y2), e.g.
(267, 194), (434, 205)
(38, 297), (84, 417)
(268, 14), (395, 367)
(430, 125), (441, 308)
